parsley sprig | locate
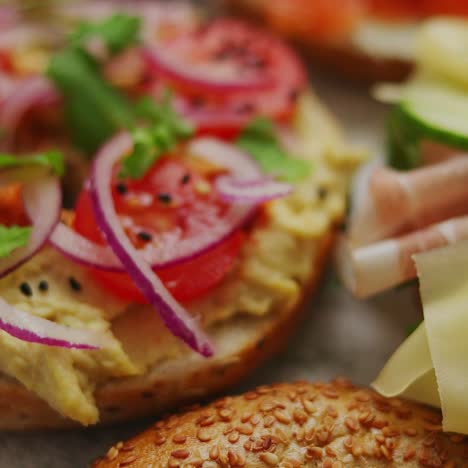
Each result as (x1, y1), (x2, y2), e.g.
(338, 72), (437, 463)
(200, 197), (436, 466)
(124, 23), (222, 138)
(0, 150), (64, 175)
(0, 226), (32, 259)
(119, 95), (194, 179)
(237, 118), (312, 183)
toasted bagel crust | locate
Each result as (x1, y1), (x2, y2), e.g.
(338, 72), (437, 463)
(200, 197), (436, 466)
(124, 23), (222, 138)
(230, 0), (413, 83)
(94, 379), (468, 467)
(0, 232), (333, 430)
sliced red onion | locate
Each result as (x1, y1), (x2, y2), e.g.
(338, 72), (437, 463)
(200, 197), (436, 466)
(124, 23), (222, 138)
(89, 132), (214, 357)
(188, 137), (261, 177)
(0, 297), (105, 349)
(0, 170), (61, 279)
(143, 46), (272, 95)
(0, 25), (56, 51)
(49, 223), (121, 272)
(216, 175), (293, 203)
(0, 6), (17, 28)
(0, 76), (59, 146)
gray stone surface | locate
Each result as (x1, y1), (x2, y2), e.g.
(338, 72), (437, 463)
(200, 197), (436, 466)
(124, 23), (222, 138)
(0, 75), (422, 467)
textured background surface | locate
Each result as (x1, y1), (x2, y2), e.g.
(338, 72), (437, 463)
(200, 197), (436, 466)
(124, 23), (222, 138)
(0, 72), (422, 467)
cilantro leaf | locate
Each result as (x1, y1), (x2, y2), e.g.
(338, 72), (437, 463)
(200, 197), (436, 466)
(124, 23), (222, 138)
(119, 94), (194, 179)
(48, 48), (136, 153)
(0, 226), (32, 258)
(237, 118), (312, 182)
(0, 150), (64, 176)
(71, 14), (141, 56)
(135, 94), (194, 139)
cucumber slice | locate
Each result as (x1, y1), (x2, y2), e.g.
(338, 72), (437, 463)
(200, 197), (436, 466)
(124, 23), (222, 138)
(387, 81), (468, 170)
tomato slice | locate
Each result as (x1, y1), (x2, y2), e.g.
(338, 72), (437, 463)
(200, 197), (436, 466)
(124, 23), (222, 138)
(0, 51), (12, 73)
(367, 0), (468, 19)
(73, 157), (245, 304)
(0, 184), (28, 226)
(143, 19), (307, 137)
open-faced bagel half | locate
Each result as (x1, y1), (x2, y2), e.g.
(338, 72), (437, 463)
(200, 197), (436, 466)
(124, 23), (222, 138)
(0, 90), (362, 430)
(93, 378), (468, 467)
(230, 0), (414, 83)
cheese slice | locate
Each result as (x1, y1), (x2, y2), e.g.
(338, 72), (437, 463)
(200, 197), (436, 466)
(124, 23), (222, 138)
(417, 240), (468, 433)
(373, 239), (468, 434)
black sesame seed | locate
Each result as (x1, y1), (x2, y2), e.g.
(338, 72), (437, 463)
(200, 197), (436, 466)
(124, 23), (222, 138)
(289, 88), (300, 102)
(244, 55), (266, 69)
(68, 277), (82, 292)
(338, 221), (347, 232)
(38, 280), (49, 292)
(137, 231), (152, 242)
(19, 282), (32, 297)
(235, 102), (255, 114)
(318, 187), (328, 200)
(115, 182), (128, 195)
(157, 193), (172, 204)
(180, 173), (191, 185)
(190, 96), (205, 109)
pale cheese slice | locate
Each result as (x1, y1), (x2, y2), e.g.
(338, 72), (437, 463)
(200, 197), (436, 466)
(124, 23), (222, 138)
(373, 240), (468, 434)
(416, 240), (468, 433)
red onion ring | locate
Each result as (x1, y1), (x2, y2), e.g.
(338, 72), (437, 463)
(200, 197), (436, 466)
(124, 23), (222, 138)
(216, 175), (293, 203)
(0, 297), (105, 349)
(0, 76), (59, 147)
(143, 45), (272, 96)
(89, 132), (214, 357)
(50, 137), (260, 272)
(49, 223), (121, 272)
(0, 169), (61, 279)
(0, 6), (17, 28)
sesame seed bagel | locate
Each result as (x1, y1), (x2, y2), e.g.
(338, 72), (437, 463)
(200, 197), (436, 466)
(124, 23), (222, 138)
(229, 0), (413, 83)
(93, 379), (468, 468)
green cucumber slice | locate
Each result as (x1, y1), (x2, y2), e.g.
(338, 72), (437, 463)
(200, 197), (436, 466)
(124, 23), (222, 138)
(387, 81), (468, 170)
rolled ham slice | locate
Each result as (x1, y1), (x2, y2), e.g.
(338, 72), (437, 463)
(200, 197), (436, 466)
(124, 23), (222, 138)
(338, 215), (468, 298)
(349, 156), (468, 245)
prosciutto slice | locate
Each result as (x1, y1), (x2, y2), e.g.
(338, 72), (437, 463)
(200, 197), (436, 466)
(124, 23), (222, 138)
(349, 156), (468, 245)
(338, 215), (468, 298)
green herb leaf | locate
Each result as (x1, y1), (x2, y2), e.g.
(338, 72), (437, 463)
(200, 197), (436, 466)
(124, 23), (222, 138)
(119, 94), (194, 179)
(0, 150), (64, 176)
(48, 48), (136, 153)
(237, 118), (312, 182)
(387, 106), (423, 171)
(135, 94), (194, 139)
(0, 225), (32, 258)
(71, 14), (141, 56)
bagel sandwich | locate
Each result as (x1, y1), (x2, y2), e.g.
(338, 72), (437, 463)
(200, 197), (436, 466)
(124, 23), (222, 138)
(0, 4), (364, 429)
(229, 0), (468, 82)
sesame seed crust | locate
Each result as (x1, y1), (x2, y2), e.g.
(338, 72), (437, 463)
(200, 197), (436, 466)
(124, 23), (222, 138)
(93, 379), (468, 468)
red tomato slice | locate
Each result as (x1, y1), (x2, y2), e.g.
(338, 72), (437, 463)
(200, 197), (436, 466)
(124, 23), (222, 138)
(73, 157), (245, 304)
(367, 0), (468, 19)
(143, 19), (307, 137)
(0, 51), (12, 73)
(0, 184), (27, 226)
